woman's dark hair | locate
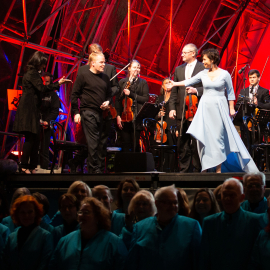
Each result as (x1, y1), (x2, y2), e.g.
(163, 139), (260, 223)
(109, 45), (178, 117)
(58, 193), (80, 211)
(81, 197), (111, 231)
(26, 51), (48, 71)
(176, 188), (190, 217)
(189, 188), (220, 223)
(201, 48), (220, 65)
(32, 192), (50, 216)
(115, 178), (140, 209)
(10, 187), (31, 210)
(160, 77), (170, 95)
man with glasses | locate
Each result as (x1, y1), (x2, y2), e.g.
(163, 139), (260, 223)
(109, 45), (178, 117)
(242, 172), (268, 214)
(200, 178), (264, 270)
(169, 43), (204, 173)
(126, 185), (201, 270)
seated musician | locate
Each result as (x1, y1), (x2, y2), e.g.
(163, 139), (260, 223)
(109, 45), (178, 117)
(236, 69), (270, 110)
(115, 60), (149, 152)
(155, 78), (176, 172)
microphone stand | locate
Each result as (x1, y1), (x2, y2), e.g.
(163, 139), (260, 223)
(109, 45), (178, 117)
(132, 78), (138, 153)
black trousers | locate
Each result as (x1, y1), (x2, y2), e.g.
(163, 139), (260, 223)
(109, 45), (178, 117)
(81, 110), (103, 173)
(120, 121), (141, 152)
(21, 130), (40, 170)
(177, 120), (201, 172)
(39, 127), (51, 169)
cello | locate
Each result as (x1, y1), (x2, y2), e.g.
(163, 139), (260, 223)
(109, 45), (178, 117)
(121, 81), (134, 122)
(155, 102), (167, 143)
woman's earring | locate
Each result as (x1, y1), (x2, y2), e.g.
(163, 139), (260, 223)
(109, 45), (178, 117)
(211, 63), (213, 69)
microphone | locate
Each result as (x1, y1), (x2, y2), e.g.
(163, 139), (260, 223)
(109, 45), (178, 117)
(238, 64), (249, 74)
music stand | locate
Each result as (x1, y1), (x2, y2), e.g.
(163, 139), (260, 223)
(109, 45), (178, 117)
(251, 109), (270, 171)
(136, 102), (160, 123)
(233, 102), (254, 126)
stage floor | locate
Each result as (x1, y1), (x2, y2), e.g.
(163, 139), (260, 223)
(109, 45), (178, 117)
(4, 171), (270, 189)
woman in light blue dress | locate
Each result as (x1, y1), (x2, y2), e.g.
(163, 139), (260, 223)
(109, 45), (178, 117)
(170, 48), (258, 173)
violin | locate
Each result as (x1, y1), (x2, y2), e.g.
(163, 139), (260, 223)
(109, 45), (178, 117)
(103, 105), (117, 119)
(185, 93), (198, 121)
(121, 81), (134, 122)
(155, 104), (167, 143)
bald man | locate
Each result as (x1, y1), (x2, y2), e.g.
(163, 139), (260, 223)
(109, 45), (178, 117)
(200, 178), (265, 270)
(92, 185), (125, 236)
(126, 185), (201, 270)
(71, 53), (112, 174)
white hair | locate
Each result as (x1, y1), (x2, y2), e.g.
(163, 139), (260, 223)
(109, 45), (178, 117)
(243, 172), (266, 186)
(128, 190), (157, 216)
(154, 185), (177, 200)
(223, 178), (244, 194)
(184, 43), (198, 56)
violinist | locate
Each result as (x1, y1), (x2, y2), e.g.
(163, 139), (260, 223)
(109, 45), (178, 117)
(169, 43), (205, 173)
(115, 60), (149, 152)
(236, 69), (270, 110)
(155, 78), (177, 172)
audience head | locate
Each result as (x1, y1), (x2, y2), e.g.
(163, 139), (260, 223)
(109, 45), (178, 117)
(92, 185), (113, 212)
(67, 181), (92, 202)
(155, 185), (178, 222)
(11, 195), (43, 227)
(128, 190), (157, 221)
(59, 193), (80, 224)
(213, 184), (223, 211)
(221, 178), (245, 214)
(243, 172), (266, 204)
(176, 188), (190, 217)
(190, 188), (220, 224)
(10, 187), (31, 210)
(78, 197), (111, 232)
(116, 178), (140, 213)
(32, 192), (50, 216)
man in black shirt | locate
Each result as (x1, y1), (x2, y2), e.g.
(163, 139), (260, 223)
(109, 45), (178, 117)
(71, 52), (111, 174)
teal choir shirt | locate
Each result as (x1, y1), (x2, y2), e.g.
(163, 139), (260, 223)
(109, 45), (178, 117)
(200, 207), (264, 270)
(49, 211), (63, 227)
(241, 197), (268, 214)
(53, 223), (80, 245)
(1, 216), (18, 233)
(111, 211), (125, 236)
(126, 214), (202, 270)
(0, 224), (10, 259)
(49, 229), (128, 270)
(249, 229), (270, 270)
(2, 226), (54, 270)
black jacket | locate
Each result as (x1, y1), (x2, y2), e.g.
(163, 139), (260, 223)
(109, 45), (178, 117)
(169, 61), (205, 121)
(236, 86), (270, 110)
(115, 77), (149, 117)
(13, 68), (59, 134)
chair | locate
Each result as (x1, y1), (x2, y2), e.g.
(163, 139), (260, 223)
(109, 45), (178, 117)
(50, 121), (87, 174)
(142, 118), (177, 172)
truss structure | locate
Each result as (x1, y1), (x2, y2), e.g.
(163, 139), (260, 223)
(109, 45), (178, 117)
(1, 0), (270, 159)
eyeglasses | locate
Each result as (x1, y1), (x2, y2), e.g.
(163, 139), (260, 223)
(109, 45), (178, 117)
(77, 210), (92, 216)
(181, 51), (193, 55)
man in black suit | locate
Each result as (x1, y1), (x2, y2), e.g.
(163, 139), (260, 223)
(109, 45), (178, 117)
(169, 43), (205, 173)
(236, 69), (270, 110)
(69, 43), (119, 173)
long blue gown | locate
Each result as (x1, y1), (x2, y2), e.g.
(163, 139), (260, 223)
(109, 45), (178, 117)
(49, 229), (127, 270)
(2, 226), (54, 270)
(200, 207), (263, 270)
(126, 215), (202, 270)
(249, 229), (270, 270)
(185, 69), (259, 172)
